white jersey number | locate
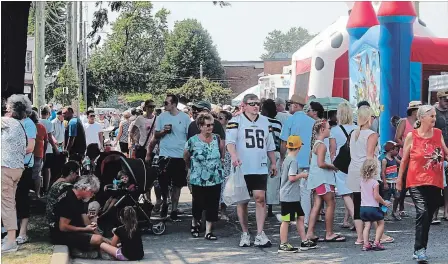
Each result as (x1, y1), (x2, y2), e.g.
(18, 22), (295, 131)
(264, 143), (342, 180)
(245, 129), (264, 149)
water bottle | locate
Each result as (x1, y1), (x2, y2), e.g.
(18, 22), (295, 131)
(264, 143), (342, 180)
(381, 200), (390, 213)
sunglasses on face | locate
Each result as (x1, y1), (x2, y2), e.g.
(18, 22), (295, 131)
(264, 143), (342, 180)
(218, 117), (226, 120)
(203, 123), (214, 128)
(89, 115), (95, 118)
(164, 101), (170, 106)
(247, 102), (260, 107)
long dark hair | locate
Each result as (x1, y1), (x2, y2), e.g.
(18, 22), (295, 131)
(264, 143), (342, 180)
(119, 206), (138, 239)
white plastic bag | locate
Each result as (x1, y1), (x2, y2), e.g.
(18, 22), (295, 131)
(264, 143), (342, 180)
(223, 166), (250, 206)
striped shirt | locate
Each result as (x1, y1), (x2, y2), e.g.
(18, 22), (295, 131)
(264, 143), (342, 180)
(267, 117), (282, 152)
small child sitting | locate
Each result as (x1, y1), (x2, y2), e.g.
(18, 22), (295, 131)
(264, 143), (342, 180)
(100, 206), (144, 261)
(99, 170), (136, 219)
(380, 141), (402, 220)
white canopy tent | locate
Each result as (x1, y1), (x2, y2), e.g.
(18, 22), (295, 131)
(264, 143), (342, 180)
(231, 85), (261, 106)
(428, 74), (448, 102)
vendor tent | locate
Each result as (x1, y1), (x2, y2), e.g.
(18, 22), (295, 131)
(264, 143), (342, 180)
(231, 85), (261, 106)
(428, 74), (448, 102)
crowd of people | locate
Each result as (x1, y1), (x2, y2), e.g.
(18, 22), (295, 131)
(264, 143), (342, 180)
(1, 91), (447, 263)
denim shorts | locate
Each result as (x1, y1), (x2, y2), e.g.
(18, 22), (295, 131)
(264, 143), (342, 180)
(360, 206), (384, 222)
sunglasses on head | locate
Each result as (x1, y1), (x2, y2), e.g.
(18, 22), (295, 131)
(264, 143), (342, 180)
(247, 102), (260, 107)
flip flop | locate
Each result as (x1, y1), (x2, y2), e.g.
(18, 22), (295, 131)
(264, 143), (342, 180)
(205, 233), (217, 240)
(380, 237), (394, 244)
(322, 234), (346, 242)
(341, 224), (351, 229)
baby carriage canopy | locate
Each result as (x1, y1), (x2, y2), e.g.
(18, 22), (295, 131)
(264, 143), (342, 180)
(120, 157), (151, 192)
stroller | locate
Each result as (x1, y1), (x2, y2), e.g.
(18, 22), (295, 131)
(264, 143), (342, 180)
(95, 151), (167, 235)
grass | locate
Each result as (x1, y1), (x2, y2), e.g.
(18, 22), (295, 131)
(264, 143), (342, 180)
(1, 202), (53, 264)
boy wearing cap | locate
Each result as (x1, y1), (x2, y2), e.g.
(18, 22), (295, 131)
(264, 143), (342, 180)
(381, 141), (402, 220)
(278, 135), (317, 253)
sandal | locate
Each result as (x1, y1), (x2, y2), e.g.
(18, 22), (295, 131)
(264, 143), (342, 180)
(190, 226), (200, 238)
(205, 233), (217, 240)
(380, 236), (394, 244)
(322, 234), (346, 242)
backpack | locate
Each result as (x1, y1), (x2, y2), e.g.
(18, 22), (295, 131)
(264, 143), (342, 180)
(333, 125), (352, 174)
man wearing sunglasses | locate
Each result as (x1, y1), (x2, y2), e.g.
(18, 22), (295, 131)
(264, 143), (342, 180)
(84, 110), (104, 150)
(154, 94), (192, 220)
(187, 101), (225, 142)
(226, 93), (277, 248)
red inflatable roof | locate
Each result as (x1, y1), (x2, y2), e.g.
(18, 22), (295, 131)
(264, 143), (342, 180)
(377, 1), (417, 17)
(411, 37), (448, 65)
(347, 1), (379, 28)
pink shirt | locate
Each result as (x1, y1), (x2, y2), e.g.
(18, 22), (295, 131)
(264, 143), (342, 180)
(360, 179), (379, 207)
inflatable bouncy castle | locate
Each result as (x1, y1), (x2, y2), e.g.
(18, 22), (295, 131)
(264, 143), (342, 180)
(290, 1), (448, 144)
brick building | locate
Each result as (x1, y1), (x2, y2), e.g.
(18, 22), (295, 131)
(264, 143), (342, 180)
(222, 61), (264, 96)
(263, 52), (293, 75)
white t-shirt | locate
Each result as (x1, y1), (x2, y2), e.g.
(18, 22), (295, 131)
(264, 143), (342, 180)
(133, 115), (156, 146)
(98, 119), (110, 130)
(275, 111), (291, 126)
(330, 124), (358, 155)
(40, 118), (54, 153)
(226, 113), (276, 175)
(84, 122), (102, 146)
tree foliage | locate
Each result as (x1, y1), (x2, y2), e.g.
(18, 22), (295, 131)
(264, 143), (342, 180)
(28, 1), (67, 78)
(53, 64), (78, 106)
(168, 78), (231, 105)
(161, 19), (225, 89)
(261, 27), (315, 59)
(87, 1), (169, 103)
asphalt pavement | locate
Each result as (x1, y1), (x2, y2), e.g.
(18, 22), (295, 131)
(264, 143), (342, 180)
(73, 188), (448, 264)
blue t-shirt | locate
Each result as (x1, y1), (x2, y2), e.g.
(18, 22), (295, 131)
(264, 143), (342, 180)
(49, 110), (57, 121)
(155, 111), (191, 158)
(64, 118), (86, 155)
(22, 117), (37, 167)
(280, 111), (314, 168)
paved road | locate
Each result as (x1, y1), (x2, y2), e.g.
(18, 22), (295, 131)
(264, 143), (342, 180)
(73, 188), (448, 264)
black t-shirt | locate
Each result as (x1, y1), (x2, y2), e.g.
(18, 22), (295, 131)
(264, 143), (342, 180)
(114, 225), (144, 260)
(51, 189), (86, 235)
(64, 117), (87, 155)
(187, 119), (225, 141)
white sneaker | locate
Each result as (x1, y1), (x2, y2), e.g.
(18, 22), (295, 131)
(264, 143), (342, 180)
(239, 232), (251, 247)
(1, 241), (18, 253)
(16, 236), (29, 245)
(254, 231), (272, 247)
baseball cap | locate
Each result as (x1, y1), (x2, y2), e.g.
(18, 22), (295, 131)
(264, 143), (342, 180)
(287, 135), (304, 149)
(193, 101), (212, 111)
(437, 91), (448, 99)
(383, 141), (399, 152)
(289, 94), (306, 105)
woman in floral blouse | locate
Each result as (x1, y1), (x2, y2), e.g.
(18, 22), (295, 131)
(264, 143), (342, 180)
(184, 113), (224, 240)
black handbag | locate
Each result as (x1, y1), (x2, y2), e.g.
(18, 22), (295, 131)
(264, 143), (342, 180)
(333, 125), (353, 174)
(135, 116), (156, 160)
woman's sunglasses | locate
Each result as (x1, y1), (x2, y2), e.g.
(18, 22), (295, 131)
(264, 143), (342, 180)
(203, 123), (214, 128)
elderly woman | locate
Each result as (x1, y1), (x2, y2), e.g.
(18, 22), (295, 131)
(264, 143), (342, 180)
(329, 102), (357, 228)
(347, 105), (393, 246)
(184, 113), (224, 240)
(115, 111), (131, 156)
(397, 105), (447, 262)
(1, 95), (33, 253)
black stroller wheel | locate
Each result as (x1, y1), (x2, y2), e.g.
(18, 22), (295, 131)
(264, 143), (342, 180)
(151, 221), (166, 235)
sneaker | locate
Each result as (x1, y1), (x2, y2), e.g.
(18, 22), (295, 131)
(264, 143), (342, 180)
(400, 211), (409, 217)
(300, 240), (318, 251)
(413, 248), (429, 263)
(278, 243), (298, 253)
(373, 242), (385, 251)
(239, 232), (251, 247)
(170, 211), (181, 222)
(1, 241), (18, 253)
(362, 243), (373, 251)
(254, 231), (272, 247)
(392, 212), (402, 221)
(431, 219), (441, 225)
(15, 236), (29, 245)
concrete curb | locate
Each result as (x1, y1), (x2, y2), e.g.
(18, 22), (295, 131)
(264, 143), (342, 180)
(51, 245), (70, 264)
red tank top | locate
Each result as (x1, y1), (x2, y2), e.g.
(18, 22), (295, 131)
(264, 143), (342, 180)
(407, 128), (444, 189)
(399, 119), (414, 157)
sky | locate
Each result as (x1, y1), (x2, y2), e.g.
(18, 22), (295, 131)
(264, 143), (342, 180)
(85, 1), (448, 61)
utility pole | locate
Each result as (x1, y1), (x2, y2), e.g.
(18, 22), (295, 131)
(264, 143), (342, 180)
(200, 62), (203, 79)
(72, 1), (78, 78)
(83, 21), (88, 104)
(66, 2), (73, 65)
(78, 1), (83, 89)
(34, 1), (46, 107)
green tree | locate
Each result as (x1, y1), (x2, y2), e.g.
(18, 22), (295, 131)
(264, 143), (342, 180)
(261, 27), (315, 59)
(87, 2), (169, 103)
(168, 78), (232, 105)
(53, 64), (78, 106)
(161, 19), (225, 89)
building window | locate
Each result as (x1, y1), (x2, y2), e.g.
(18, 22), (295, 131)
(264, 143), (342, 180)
(25, 51), (32, 73)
